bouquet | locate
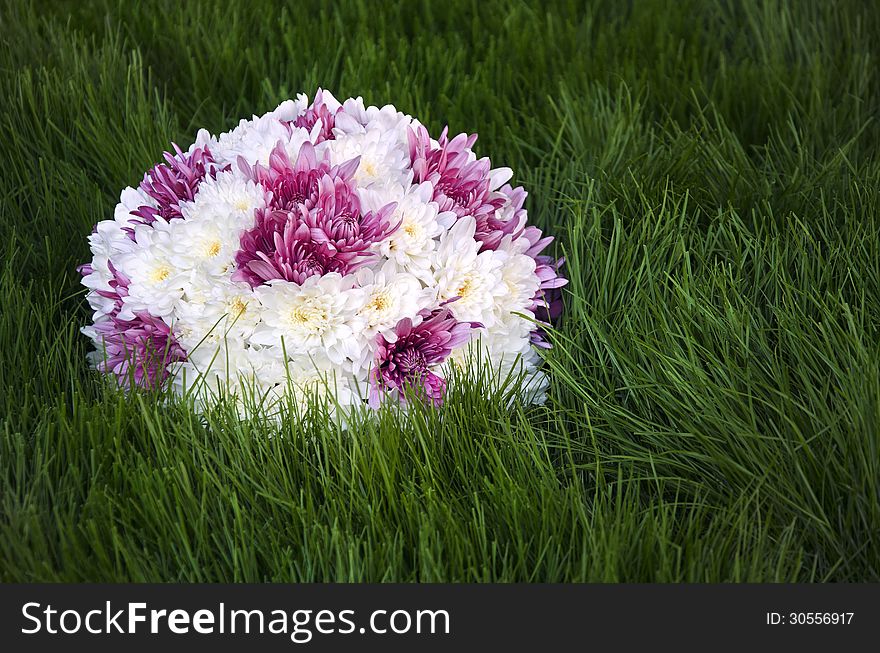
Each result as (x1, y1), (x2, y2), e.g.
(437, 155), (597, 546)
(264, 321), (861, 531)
(79, 90), (566, 416)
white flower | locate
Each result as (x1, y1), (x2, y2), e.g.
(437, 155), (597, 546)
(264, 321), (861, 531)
(173, 279), (261, 351)
(161, 216), (238, 278)
(264, 350), (360, 414)
(327, 128), (411, 188)
(442, 319), (547, 405)
(186, 169), (266, 228)
(272, 95), (310, 122)
(195, 104), (312, 168)
(354, 261), (427, 337)
(251, 273), (367, 366)
(168, 337), (277, 417)
(361, 181), (454, 282)
(480, 311), (538, 362)
(337, 97), (413, 144)
(172, 334), (252, 385)
(113, 221), (188, 320)
(439, 232), (544, 404)
(114, 186), (154, 228)
(490, 241), (539, 322)
(432, 216), (507, 327)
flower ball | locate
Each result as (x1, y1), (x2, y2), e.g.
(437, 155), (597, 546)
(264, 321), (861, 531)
(79, 90), (566, 416)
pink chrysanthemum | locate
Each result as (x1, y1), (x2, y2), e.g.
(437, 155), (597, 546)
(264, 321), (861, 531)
(409, 125), (523, 251)
(369, 308), (481, 408)
(234, 142), (398, 287)
(483, 184), (529, 249)
(243, 140), (331, 211)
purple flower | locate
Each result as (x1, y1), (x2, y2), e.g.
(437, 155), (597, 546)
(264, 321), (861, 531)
(233, 207), (334, 285)
(519, 226), (567, 347)
(131, 143), (215, 226)
(93, 312), (186, 390)
(409, 126), (505, 222)
(409, 125), (521, 251)
(369, 308), (481, 408)
(89, 263), (186, 389)
(233, 142), (398, 287)
(242, 139), (331, 211)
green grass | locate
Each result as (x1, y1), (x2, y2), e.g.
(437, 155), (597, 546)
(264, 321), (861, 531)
(1, 0), (878, 582)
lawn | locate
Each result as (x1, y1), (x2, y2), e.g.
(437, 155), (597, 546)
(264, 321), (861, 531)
(1, 0), (878, 582)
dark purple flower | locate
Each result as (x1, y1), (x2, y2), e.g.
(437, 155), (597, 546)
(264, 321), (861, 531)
(131, 143), (215, 226)
(518, 226), (567, 347)
(233, 142), (398, 287)
(240, 140), (331, 211)
(369, 308), (481, 408)
(233, 206), (334, 285)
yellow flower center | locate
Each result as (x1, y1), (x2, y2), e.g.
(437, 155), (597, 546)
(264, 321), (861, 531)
(228, 297), (248, 317)
(150, 265), (171, 283)
(456, 276), (474, 299)
(365, 291), (390, 313)
(285, 302), (328, 332)
(362, 160), (378, 178)
(206, 240), (222, 257)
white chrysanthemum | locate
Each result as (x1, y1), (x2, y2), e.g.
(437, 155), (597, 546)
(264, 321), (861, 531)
(156, 170), (267, 278)
(186, 169), (266, 227)
(113, 222), (188, 320)
(443, 317), (547, 405)
(490, 244), (540, 322)
(174, 345), (363, 421)
(173, 279), (261, 352)
(82, 188), (152, 320)
(194, 98), (315, 168)
(337, 97), (413, 144)
(433, 216), (507, 327)
(214, 115), (289, 166)
(272, 96), (310, 122)
(441, 233), (543, 397)
(168, 337), (278, 416)
(361, 181), (454, 282)
(481, 311), (538, 361)
(251, 273), (367, 366)
(115, 186), (155, 227)
(327, 128), (411, 188)
(173, 333), (253, 384)
(259, 350), (361, 414)
(160, 216), (239, 279)
(354, 261), (427, 336)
